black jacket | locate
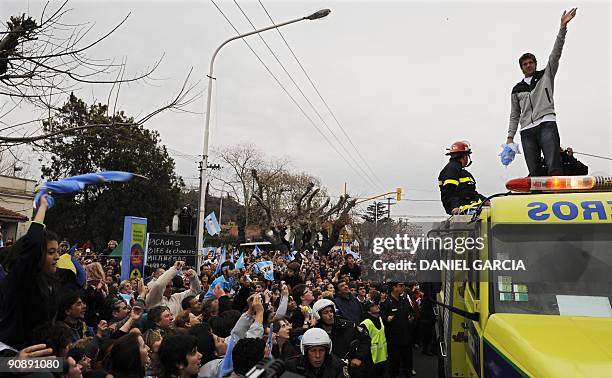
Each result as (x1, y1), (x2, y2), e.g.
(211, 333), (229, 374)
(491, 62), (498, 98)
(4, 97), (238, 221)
(438, 159), (485, 214)
(0, 223), (58, 349)
(285, 354), (346, 378)
(316, 318), (370, 363)
(381, 294), (416, 346)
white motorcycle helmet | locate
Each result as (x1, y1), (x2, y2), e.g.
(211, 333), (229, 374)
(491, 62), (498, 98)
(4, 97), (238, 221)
(300, 328), (333, 355)
(312, 298), (336, 321)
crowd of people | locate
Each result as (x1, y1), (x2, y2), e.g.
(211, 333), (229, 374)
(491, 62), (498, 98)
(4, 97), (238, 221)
(0, 195), (437, 378)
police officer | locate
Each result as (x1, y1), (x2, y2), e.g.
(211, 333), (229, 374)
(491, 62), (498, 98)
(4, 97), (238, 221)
(312, 298), (370, 377)
(438, 140), (487, 215)
(361, 300), (388, 377)
(285, 328), (346, 378)
(381, 282), (416, 377)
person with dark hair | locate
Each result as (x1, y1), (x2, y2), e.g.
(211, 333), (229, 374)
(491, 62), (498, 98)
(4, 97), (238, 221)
(232, 337), (265, 376)
(144, 305), (174, 340)
(361, 301), (387, 377)
(506, 8), (578, 176)
(58, 290), (91, 342)
(339, 254), (361, 281)
(290, 284), (314, 329)
(334, 281), (364, 323)
(0, 195), (61, 349)
(31, 322), (72, 358)
(283, 261), (303, 288)
(105, 332), (150, 378)
(158, 334), (202, 378)
(181, 294), (203, 315)
(271, 318), (300, 360)
(67, 345), (92, 374)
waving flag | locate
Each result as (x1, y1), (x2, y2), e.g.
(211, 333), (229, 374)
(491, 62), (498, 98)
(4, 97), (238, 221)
(235, 251), (245, 269)
(204, 212), (221, 236)
(253, 261), (274, 281)
(252, 245), (262, 257)
(34, 171), (142, 209)
(346, 245), (361, 261)
(219, 335), (236, 376)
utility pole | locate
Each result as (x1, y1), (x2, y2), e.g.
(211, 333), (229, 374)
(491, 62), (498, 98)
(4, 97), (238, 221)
(375, 201), (378, 227)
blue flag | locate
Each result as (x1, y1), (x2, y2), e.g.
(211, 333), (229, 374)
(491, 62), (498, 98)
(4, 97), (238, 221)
(214, 248), (226, 276)
(203, 212), (221, 236)
(253, 261), (274, 281)
(219, 335), (236, 376)
(235, 251), (245, 269)
(34, 171), (140, 209)
(252, 245), (262, 257)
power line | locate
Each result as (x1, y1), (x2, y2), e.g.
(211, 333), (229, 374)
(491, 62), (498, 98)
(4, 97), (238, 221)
(209, 0), (378, 192)
(258, 0), (386, 190)
(233, 0), (381, 191)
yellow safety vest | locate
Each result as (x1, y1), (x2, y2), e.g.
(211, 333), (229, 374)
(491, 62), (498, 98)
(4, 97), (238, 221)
(361, 318), (388, 364)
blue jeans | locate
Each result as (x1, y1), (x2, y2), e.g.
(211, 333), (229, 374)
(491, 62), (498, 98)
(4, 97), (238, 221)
(520, 121), (562, 176)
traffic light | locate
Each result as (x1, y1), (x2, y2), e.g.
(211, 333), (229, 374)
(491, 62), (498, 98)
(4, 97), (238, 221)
(396, 187), (402, 201)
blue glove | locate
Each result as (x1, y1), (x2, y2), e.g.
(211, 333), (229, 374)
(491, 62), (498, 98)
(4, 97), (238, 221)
(500, 143), (521, 166)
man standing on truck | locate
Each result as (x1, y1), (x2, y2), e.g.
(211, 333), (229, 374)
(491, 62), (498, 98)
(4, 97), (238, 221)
(505, 8), (578, 176)
(438, 141), (487, 215)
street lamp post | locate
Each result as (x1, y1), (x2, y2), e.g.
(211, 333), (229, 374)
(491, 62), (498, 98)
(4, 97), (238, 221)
(196, 9), (331, 262)
(219, 182), (226, 228)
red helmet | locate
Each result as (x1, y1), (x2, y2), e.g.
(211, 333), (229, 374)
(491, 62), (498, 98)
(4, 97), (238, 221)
(445, 140), (472, 156)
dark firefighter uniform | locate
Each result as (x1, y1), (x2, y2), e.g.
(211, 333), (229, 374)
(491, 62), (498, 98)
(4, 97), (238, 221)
(438, 160), (485, 215)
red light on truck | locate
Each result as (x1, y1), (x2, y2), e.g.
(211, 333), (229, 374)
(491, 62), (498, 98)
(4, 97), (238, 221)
(506, 176), (612, 193)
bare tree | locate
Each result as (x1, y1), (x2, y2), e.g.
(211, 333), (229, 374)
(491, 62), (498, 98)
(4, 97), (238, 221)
(251, 169), (357, 255)
(214, 143), (265, 238)
(0, 1), (200, 150)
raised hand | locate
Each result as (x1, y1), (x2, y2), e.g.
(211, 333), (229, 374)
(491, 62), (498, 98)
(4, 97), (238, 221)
(561, 8), (577, 28)
(174, 260), (185, 270)
(17, 344), (53, 360)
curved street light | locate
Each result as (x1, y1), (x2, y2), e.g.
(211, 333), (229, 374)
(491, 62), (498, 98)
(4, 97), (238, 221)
(196, 9), (331, 259)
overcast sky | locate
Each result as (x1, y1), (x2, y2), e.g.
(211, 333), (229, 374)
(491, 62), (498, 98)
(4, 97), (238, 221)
(3, 0), (611, 218)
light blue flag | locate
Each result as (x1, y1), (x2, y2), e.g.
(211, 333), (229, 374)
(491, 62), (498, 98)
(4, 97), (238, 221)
(254, 261), (274, 281)
(228, 248), (234, 263)
(204, 212), (221, 236)
(214, 248), (226, 276)
(235, 252), (245, 269)
(346, 246), (361, 261)
(252, 245), (262, 257)
(219, 336), (236, 376)
(34, 171), (140, 209)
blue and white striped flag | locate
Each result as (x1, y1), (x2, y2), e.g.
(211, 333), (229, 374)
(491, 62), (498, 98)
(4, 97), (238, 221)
(253, 261), (274, 281)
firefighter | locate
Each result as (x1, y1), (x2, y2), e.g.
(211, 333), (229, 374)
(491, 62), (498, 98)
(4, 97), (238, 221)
(438, 141), (487, 215)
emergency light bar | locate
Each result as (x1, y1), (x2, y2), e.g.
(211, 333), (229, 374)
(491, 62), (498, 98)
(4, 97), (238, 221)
(505, 175), (612, 193)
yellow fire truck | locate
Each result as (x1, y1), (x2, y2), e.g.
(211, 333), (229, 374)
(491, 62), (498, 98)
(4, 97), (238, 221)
(427, 175), (612, 377)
